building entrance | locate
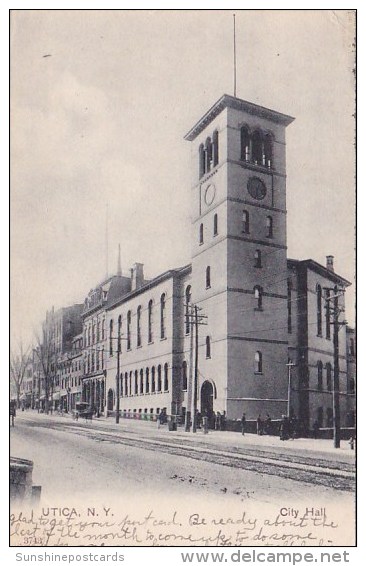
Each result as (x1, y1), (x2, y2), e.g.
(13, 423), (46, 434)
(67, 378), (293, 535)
(200, 381), (214, 424)
(107, 388), (114, 412)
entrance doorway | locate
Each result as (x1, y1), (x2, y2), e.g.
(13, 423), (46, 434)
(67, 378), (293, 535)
(107, 388), (114, 412)
(200, 381), (214, 423)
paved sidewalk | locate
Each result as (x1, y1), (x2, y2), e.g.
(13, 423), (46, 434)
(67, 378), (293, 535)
(17, 409), (356, 465)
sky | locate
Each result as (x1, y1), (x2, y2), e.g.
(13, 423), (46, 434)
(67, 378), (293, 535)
(10, 9), (356, 347)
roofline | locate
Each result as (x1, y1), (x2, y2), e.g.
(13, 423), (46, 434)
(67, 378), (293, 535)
(184, 94), (295, 141)
(106, 264), (192, 311)
(287, 258), (351, 287)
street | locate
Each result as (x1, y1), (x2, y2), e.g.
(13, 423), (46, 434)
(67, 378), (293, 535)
(10, 412), (356, 546)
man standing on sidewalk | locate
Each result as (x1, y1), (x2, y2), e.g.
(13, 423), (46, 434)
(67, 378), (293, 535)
(241, 412), (246, 436)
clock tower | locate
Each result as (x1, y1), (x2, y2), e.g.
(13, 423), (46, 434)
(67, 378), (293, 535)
(184, 94), (294, 421)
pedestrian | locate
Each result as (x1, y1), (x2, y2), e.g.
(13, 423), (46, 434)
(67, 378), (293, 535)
(349, 433), (355, 450)
(289, 414), (298, 439)
(215, 411), (221, 431)
(256, 414), (263, 435)
(196, 410), (202, 429)
(265, 413), (271, 435)
(280, 415), (290, 441)
(240, 412), (246, 436)
(220, 411), (227, 432)
(10, 400), (16, 427)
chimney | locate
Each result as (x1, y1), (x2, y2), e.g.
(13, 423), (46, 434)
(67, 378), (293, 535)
(326, 255), (334, 273)
(130, 263), (144, 291)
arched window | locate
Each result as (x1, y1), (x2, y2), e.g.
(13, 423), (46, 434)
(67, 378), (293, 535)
(160, 294), (166, 339)
(129, 371), (132, 396)
(263, 133), (273, 168)
(206, 336), (211, 359)
(134, 370), (138, 395)
(182, 361), (188, 391)
(212, 130), (219, 167)
(151, 366), (156, 393)
(140, 369), (144, 394)
(137, 306), (142, 347)
(326, 363), (332, 392)
(254, 351), (263, 373)
(287, 280), (292, 334)
(349, 377), (355, 393)
(185, 285), (192, 335)
(127, 310), (132, 350)
(213, 214), (218, 236)
(109, 319), (114, 356)
(242, 210), (250, 234)
(157, 365), (162, 392)
(317, 361), (323, 391)
(120, 374), (123, 397)
(266, 216), (273, 238)
(205, 137), (212, 172)
(325, 289), (331, 339)
(148, 299), (153, 343)
(254, 285), (263, 310)
(240, 126), (250, 161)
(97, 319), (100, 342)
(164, 363), (169, 391)
(117, 315), (122, 354)
(254, 249), (262, 268)
(146, 368), (150, 394)
(316, 285), (322, 336)
(252, 131), (263, 165)
(124, 372), (128, 397)
(199, 223), (204, 245)
(101, 317), (105, 340)
(199, 144), (205, 179)
(206, 266), (211, 289)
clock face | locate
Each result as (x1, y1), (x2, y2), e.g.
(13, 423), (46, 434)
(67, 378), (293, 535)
(247, 177), (267, 200)
(204, 184), (216, 206)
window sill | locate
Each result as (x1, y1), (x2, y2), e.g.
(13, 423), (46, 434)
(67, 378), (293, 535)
(254, 307), (263, 312)
(254, 371), (263, 376)
(206, 286), (211, 290)
(240, 158), (273, 172)
(199, 241), (204, 246)
(148, 340), (154, 345)
(160, 336), (167, 342)
(136, 344), (142, 349)
(206, 356), (211, 360)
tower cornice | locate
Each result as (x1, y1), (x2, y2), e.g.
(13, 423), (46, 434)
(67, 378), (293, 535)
(184, 94), (295, 142)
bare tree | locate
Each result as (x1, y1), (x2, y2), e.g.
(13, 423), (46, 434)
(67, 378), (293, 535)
(10, 342), (30, 407)
(34, 325), (56, 415)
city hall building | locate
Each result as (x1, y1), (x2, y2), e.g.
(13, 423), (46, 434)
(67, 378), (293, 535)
(94, 94), (355, 432)
(22, 93), (354, 433)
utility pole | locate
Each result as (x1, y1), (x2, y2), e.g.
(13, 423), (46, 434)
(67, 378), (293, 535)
(286, 360), (296, 418)
(325, 287), (346, 449)
(185, 303), (207, 433)
(185, 303), (194, 432)
(115, 320), (121, 424)
(192, 305), (199, 433)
